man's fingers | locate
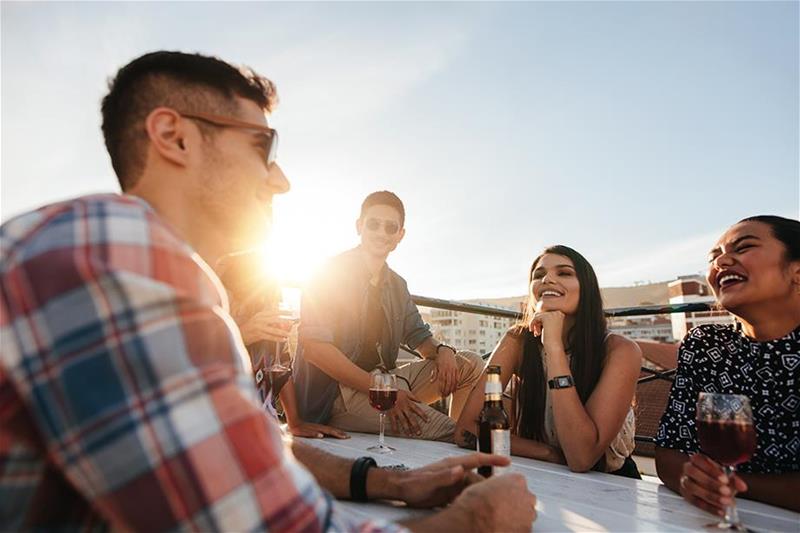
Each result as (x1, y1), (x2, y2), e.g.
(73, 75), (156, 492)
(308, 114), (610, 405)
(440, 452), (511, 470)
(408, 401), (429, 423)
(402, 408), (422, 436)
(320, 426), (350, 439)
(388, 412), (400, 434)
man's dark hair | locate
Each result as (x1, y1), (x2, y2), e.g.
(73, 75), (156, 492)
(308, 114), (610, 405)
(101, 51), (278, 190)
(738, 215), (800, 262)
(359, 191), (405, 227)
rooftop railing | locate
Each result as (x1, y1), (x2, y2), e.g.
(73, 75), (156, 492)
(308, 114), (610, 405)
(411, 294), (715, 446)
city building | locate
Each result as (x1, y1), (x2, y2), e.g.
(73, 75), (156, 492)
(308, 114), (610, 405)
(668, 275), (734, 340)
(425, 300), (519, 356)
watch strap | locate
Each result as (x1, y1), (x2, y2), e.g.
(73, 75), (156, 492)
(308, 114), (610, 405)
(350, 456), (377, 502)
(548, 375), (575, 389)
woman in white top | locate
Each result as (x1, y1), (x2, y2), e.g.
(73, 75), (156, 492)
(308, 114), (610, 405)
(455, 245), (642, 476)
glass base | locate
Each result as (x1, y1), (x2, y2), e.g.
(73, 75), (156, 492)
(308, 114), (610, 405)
(705, 519), (748, 531)
(367, 443), (395, 454)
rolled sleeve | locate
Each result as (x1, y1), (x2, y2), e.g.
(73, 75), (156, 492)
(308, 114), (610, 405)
(401, 295), (432, 350)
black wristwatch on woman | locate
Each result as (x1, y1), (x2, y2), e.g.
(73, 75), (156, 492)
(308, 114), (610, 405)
(548, 375), (575, 389)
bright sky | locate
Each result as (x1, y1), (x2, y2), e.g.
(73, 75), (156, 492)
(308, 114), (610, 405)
(2, 2), (798, 299)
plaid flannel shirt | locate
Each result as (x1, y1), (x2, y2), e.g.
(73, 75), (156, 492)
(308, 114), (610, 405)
(0, 194), (400, 532)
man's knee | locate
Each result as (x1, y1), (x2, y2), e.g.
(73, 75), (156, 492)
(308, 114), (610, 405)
(456, 349), (485, 382)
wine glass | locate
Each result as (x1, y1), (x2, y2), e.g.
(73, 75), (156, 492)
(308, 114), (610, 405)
(265, 294), (299, 399)
(696, 392), (757, 531)
(367, 372), (398, 454)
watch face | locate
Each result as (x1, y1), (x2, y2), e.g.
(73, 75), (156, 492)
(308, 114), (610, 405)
(557, 377), (571, 387)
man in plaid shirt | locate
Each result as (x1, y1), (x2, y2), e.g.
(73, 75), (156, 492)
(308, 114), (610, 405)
(0, 51), (536, 531)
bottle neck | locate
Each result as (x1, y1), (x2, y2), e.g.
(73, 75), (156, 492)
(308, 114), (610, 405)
(484, 376), (502, 402)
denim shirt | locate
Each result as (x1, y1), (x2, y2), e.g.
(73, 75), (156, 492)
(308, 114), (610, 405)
(294, 247), (432, 423)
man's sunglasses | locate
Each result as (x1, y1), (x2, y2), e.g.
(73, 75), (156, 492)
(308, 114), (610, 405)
(177, 110), (278, 165)
(365, 218), (400, 235)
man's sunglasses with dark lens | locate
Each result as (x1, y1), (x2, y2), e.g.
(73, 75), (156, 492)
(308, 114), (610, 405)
(178, 110), (278, 165)
(365, 218), (400, 235)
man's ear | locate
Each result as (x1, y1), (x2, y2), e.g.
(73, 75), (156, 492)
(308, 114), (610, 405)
(144, 107), (191, 167)
(396, 227), (406, 244)
(355, 217), (363, 236)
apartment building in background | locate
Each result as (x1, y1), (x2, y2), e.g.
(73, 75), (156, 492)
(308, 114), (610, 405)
(668, 275), (735, 340)
(424, 299), (519, 355)
(416, 275), (735, 358)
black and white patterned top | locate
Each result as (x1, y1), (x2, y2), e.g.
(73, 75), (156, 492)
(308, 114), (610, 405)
(656, 323), (800, 474)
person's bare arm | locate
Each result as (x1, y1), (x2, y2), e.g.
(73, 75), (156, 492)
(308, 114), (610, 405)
(279, 378), (348, 438)
(636, 340), (678, 369)
(547, 334), (642, 472)
(656, 447), (800, 513)
(454, 332), (521, 448)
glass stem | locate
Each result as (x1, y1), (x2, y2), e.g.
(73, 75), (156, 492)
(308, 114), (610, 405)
(378, 412), (386, 447)
(722, 465), (741, 527)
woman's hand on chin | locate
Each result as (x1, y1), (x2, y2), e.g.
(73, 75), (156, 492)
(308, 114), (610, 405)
(529, 309), (566, 352)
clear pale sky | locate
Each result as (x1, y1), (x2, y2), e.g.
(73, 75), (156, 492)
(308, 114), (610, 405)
(2, 1), (798, 299)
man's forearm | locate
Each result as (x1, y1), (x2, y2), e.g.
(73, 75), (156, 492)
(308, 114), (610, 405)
(291, 439), (400, 500)
(291, 439), (353, 498)
(304, 341), (372, 392)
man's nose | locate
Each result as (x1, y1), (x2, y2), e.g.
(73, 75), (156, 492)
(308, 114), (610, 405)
(267, 162), (290, 194)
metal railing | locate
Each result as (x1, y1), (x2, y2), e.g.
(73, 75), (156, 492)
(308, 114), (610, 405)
(411, 294), (715, 446)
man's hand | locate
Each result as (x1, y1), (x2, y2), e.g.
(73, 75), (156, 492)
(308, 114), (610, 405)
(431, 347), (458, 397)
(288, 422), (349, 439)
(387, 390), (429, 437)
(387, 453), (509, 508)
(679, 453), (747, 517)
(450, 473), (537, 532)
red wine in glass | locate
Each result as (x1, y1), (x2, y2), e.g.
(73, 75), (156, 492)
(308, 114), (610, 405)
(267, 364), (292, 398)
(696, 392), (756, 531)
(697, 420), (756, 466)
(367, 372), (398, 454)
(369, 388), (398, 412)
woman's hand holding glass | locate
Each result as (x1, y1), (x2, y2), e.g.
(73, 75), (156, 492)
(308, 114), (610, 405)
(238, 309), (293, 346)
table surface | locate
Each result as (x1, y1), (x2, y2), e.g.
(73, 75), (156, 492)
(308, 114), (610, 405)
(300, 432), (800, 532)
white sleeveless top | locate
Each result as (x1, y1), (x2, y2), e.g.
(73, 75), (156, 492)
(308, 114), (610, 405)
(540, 336), (636, 472)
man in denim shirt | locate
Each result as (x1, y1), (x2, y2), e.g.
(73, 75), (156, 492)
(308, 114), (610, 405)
(292, 191), (484, 441)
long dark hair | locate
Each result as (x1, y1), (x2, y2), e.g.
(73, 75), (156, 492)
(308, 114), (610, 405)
(515, 245), (608, 441)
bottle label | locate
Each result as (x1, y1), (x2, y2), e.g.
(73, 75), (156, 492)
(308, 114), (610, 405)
(484, 381), (502, 395)
(491, 429), (511, 474)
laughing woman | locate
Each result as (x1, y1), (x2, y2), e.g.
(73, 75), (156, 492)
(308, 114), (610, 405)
(655, 215), (800, 513)
(455, 245), (643, 477)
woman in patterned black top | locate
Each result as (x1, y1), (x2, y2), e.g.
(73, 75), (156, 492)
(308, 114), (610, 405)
(655, 215), (800, 513)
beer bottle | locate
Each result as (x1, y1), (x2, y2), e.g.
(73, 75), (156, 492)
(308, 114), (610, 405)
(478, 365), (510, 477)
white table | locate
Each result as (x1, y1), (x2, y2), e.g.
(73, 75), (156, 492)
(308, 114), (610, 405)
(300, 432), (800, 532)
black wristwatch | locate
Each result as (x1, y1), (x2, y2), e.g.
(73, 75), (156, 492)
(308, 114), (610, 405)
(435, 343), (456, 356)
(350, 456), (377, 502)
(548, 375), (575, 389)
